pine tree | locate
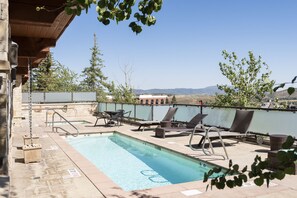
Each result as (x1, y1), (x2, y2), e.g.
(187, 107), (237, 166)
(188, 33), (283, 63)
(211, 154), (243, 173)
(80, 34), (110, 101)
(171, 95), (177, 104)
(24, 53), (79, 92)
(32, 53), (58, 91)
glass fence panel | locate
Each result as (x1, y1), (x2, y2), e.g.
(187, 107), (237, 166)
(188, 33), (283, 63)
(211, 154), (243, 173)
(249, 110), (297, 137)
(115, 103), (123, 111)
(96, 103), (106, 112)
(97, 103), (297, 137)
(106, 103), (116, 111)
(73, 92), (96, 102)
(203, 107), (297, 137)
(153, 105), (172, 121)
(203, 107), (236, 128)
(122, 104), (135, 118)
(22, 92), (44, 103)
(22, 92), (96, 103)
(45, 92), (72, 103)
(174, 105), (201, 122)
(135, 105), (152, 120)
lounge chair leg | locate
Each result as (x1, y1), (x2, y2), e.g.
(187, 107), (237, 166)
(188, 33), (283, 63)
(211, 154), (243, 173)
(197, 137), (205, 147)
(94, 118), (99, 127)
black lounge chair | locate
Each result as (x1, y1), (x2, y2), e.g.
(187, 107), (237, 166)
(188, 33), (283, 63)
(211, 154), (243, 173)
(137, 107), (178, 131)
(155, 113), (207, 138)
(196, 109), (254, 159)
(111, 109), (131, 126)
(94, 111), (111, 126)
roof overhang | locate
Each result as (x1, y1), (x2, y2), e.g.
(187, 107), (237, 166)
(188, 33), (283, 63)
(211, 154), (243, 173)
(9, 0), (75, 76)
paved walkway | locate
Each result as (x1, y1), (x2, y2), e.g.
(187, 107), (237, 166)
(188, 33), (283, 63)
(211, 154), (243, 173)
(7, 115), (297, 197)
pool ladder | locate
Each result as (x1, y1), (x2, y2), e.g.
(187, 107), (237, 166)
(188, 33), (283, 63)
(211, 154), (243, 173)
(51, 110), (79, 137)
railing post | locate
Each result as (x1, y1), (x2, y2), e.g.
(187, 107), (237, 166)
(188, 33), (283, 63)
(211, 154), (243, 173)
(134, 104), (137, 120)
(199, 100), (203, 124)
(151, 105), (154, 121)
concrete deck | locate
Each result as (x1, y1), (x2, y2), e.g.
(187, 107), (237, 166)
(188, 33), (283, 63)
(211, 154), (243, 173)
(8, 115), (297, 197)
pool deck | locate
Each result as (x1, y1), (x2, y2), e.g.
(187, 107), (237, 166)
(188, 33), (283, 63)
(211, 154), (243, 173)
(8, 115), (297, 197)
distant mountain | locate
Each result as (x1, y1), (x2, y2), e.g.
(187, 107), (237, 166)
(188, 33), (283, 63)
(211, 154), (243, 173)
(133, 86), (223, 96)
(273, 88), (297, 99)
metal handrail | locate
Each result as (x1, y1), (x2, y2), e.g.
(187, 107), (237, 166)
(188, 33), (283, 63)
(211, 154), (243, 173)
(46, 105), (68, 126)
(51, 110), (79, 137)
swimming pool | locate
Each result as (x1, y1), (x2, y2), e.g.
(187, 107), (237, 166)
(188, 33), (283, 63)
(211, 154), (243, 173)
(66, 133), (224, 191)
(46, 120), (91, 126)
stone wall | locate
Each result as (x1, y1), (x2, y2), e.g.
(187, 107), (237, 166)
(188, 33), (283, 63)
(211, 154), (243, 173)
(12, 74), (22, 126)
(21, 103), (98, 123)
(0, 0), (9, 173)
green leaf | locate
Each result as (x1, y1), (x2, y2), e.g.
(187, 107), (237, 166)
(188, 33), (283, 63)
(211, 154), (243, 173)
(274, 171), (285, 180)
(273, 83), (285, 92)
(232, 164), (239, 172)
(229, 160), (233, 168)
(254, 177), (264, 186)
(98, 0), (106, 8)
(292, 76), (297, 83)
(239, 174), (248, 182)
(213, 167), (222, 173)
(215, 181), (225, 189)
(102, 19), (110, 25)
(203, 172), (208, 182)
(103, 11), (111, 18)
(282, 136), (294, 149)
(287, 87), (295, 95)
(226, 180), (234, 188)
(284, 167), (295, 175)
(277, 151), (289, 162)
(242, 166), (248, 173)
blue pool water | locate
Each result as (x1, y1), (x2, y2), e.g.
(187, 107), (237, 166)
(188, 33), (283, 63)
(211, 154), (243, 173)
(66, 133), (223, 191)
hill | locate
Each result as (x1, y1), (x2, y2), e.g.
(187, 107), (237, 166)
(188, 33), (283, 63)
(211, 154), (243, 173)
(134, 86), (223, 96)
(273, 88), (297, 99)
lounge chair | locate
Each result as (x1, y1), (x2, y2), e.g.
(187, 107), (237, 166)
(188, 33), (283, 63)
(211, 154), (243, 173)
(196, 109), (254, 159)
(94, 111), (111, 126)
(137, 107), (178, 131)
(110, 109), (131, 126)
(155, 113), (207, 138)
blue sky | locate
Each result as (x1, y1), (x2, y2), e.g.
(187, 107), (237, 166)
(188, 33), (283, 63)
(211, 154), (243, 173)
(52, 0), (297, 89)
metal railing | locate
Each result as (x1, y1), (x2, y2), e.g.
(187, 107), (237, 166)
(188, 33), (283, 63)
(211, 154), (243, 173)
(51, 110), (79, 137)
(97, 102), (297, 137)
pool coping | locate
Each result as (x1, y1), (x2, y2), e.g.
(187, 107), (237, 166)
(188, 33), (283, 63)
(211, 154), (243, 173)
(49, 131), (213, 197)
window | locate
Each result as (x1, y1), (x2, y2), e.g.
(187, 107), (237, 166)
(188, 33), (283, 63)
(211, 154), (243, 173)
(156, 99), (159, 104)
(145, 100), (149, 104)
(161, 99), (164, 104)
(151, 100), (154, 104)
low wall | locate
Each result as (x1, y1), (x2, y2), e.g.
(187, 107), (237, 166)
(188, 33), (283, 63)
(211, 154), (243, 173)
(17, 103), (97, 126)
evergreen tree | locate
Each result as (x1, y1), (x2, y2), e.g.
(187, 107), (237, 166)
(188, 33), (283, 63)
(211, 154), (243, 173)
(54, 62), (79, 91)
(80, 34), (110, 101)
(32, 53), (57, 91)
(171, 95), (177, 104)
(24, 53), (79, 92)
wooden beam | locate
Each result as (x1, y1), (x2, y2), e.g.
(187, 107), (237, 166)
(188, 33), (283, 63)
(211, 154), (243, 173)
(16, 67), (29, 75)
(12, 37), (55, 57)
(9, 0), (65, 25)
